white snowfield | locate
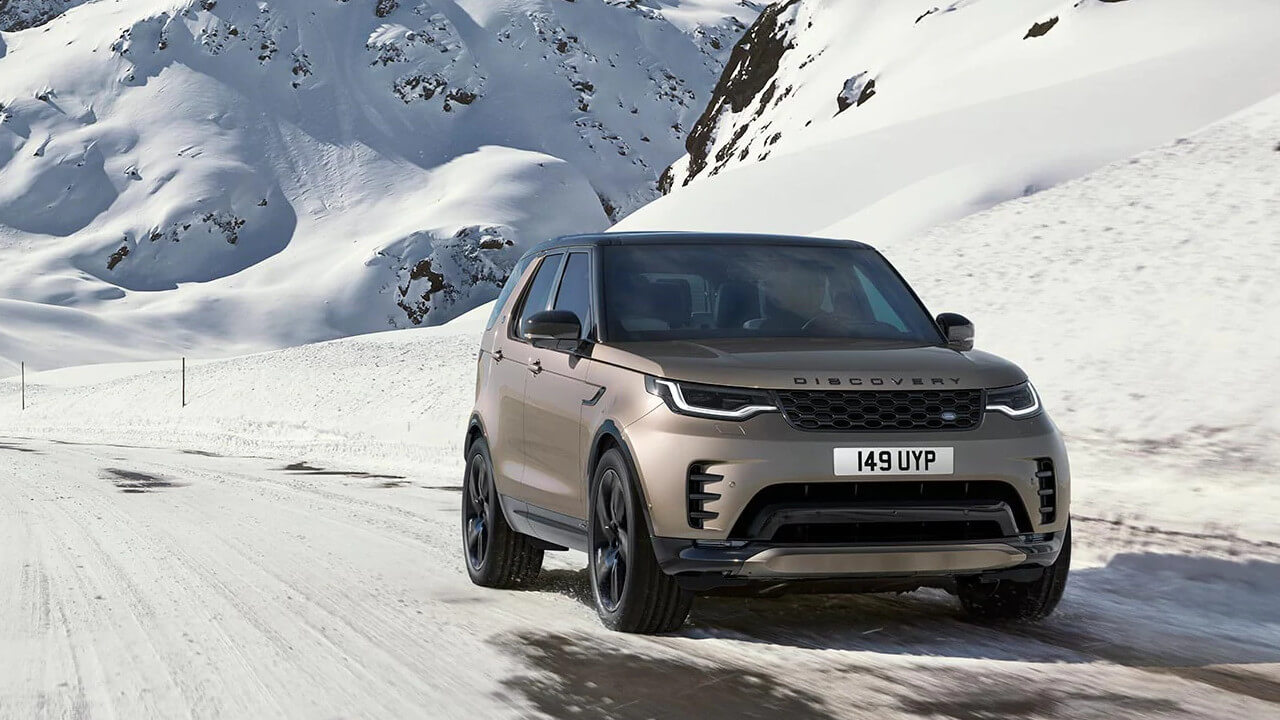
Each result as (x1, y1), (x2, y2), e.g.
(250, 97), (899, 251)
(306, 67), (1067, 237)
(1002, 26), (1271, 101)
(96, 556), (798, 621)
(625, 0), (1280, 243)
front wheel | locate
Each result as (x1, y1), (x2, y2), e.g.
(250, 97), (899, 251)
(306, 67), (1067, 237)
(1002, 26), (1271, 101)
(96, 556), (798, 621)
(461, 437), (543, 588)
(588, 448), (693, 634)
(957, 523), (1071, 622)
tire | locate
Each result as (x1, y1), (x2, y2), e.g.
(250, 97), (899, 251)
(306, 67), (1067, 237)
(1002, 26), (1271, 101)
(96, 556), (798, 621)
(462, 437), (543, 588)
(958, 522), (1071, 622)
(588, 448), (693, 634)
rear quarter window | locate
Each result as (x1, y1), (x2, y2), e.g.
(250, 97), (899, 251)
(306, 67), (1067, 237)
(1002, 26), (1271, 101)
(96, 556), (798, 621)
(485, 255), (535, 331)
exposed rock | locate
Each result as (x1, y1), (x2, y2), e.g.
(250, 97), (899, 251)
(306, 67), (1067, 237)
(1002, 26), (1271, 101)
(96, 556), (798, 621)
(107, 243), (130, 271)
(836, 72), (876, 114)
(678, 0), (801, 186)
(0, 0), (85, 32)
(1025, 17), (1059, 39)
(385, 225), (519, 327)
(200, 211), (246, 245)
(367, 11), (485, 110)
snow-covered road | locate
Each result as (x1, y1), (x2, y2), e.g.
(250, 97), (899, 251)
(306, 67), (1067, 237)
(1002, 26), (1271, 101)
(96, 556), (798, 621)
(3, 435), (1278, 719)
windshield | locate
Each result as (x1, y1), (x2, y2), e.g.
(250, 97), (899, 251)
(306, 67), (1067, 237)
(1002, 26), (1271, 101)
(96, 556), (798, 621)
(601, 243), (943, 343)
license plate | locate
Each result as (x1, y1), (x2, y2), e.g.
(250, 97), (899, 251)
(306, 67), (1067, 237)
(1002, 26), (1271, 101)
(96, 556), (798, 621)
(834, 447), (954, 476)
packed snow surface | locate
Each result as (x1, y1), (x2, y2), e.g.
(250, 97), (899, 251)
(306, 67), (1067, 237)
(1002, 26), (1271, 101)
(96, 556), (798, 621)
(2, 297), (1280, 718)
(3, 435), (1278, 719)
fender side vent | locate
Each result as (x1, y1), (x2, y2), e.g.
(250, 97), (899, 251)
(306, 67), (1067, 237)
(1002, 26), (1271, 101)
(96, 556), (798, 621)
(1035, 458), (1056, 525)
(687, 465), (724, 530)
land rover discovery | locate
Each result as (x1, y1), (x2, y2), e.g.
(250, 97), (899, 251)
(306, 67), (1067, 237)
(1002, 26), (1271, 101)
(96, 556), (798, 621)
(462, 232), (1070, 633)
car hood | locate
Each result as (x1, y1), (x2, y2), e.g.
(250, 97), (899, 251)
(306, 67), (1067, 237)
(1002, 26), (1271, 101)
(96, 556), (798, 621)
(593, 338), (1027, 391)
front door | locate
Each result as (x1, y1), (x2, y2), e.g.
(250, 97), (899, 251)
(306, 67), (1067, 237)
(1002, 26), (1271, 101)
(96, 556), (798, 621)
(520, 251), (600, 519)
(493, 252), (564, 491)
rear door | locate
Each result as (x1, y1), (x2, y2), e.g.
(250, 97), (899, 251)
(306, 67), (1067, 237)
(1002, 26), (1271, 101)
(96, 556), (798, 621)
(520, 250), (601, 520)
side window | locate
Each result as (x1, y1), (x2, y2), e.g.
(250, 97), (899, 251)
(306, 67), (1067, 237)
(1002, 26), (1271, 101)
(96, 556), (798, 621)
(552, 252), (592, 338)
(486, 254), (534, 331)
(513, 253), (564, 338)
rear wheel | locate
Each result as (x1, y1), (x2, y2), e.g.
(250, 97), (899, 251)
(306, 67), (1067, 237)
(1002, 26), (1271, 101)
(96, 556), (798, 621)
(588, 448), (693, 634)
(958, 523), (1071, 622)
(462, 437), (543, 588)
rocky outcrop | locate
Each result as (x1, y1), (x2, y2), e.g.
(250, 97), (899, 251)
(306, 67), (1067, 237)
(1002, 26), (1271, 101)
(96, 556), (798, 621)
(836, 72), (876, 114)
(1025, 17), (1059, 39)
(0, 0), (84, 32)
(675, 0), (801, 187)
(382, 225), (518, 327)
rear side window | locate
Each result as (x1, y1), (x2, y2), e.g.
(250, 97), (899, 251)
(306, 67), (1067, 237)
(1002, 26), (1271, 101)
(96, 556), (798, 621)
(485, 255), (534, 330)
(552, 252), (592, 338)
(513, 253), (564, 338)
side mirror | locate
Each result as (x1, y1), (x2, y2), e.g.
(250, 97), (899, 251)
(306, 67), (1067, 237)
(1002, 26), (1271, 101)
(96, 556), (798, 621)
(522, 310), (582, 347)
(936, 312), (974, 351)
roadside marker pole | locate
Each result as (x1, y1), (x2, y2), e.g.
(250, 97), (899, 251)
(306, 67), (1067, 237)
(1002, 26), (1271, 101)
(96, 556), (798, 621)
(182, 357), (186, 408)
(20, 361), (24, 410)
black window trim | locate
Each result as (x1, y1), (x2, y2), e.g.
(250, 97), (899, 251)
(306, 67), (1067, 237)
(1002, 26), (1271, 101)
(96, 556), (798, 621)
(551, 250), (596, 342)
(486, 253), (536, 332)
(507, 247), (598, 348)
(507, 252), (563, 343)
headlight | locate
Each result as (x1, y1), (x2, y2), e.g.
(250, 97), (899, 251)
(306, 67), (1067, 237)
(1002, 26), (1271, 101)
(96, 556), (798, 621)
(985, 381), (1041, 418)
(645, 376), (777, 420)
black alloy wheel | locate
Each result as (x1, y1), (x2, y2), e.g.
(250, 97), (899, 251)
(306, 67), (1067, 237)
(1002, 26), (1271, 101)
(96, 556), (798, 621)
(591, 466), (630, 611)
(463, 451), (494, 571)
(460, 437), (543, 588)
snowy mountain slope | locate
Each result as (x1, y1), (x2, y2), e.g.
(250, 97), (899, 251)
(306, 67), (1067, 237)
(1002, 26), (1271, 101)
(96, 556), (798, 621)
(6, 88), (1280, 541)
(885, 91), (1280, 507)
(620, 0), (1280, 242)
(0, 0), (758, 370)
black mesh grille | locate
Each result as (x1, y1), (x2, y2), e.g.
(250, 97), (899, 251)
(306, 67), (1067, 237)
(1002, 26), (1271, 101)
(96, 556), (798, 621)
(771, 521), (1007, 545)
(774, 389), (983, 432)
(731, 481), (1033, 541)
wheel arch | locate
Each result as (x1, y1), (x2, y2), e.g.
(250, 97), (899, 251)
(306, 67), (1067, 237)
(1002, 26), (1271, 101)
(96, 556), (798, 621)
(465, 414), (487, 457)
(586, 420), (658, 536)
(463, 414), (525, 531)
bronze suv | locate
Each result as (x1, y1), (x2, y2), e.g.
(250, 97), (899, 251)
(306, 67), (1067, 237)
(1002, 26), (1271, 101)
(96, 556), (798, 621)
(462, 232), (1070, 633)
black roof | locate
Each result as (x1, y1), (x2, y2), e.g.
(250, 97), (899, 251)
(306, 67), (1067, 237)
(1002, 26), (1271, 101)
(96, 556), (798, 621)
(524, 231), (872, 257)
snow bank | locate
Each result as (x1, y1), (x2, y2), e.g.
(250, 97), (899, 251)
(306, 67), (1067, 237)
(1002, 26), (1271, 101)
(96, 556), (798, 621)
(0, 304), (491, 477)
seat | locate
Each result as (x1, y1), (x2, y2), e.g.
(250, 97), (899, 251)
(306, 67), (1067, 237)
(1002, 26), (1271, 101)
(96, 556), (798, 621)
(714, 281), (761, 329)
(650, 278), (692, 329)
(609, 274), (669, 334)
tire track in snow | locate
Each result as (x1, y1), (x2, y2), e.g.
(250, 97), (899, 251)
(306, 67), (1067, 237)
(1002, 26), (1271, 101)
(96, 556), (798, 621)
(4, 438), (1280, 719)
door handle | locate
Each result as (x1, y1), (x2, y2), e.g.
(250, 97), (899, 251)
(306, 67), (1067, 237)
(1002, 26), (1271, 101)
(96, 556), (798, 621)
(528, 359), (542, 375)
(493, 348), (503, 362)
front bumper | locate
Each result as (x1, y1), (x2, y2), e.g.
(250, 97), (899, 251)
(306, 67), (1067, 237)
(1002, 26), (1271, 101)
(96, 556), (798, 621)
(623, 407), (1071, 539)
(653, 532), (1064, 587)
